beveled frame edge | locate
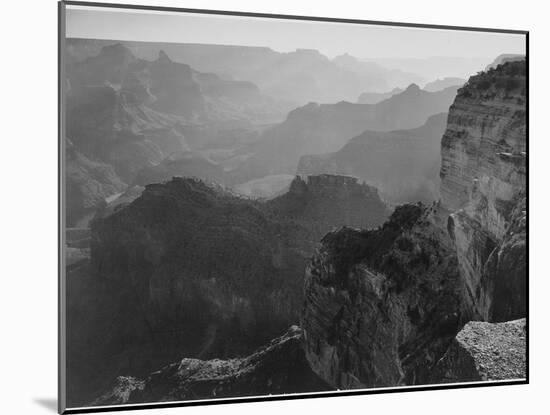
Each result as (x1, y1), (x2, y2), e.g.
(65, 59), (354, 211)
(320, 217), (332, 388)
(62, 0), (528, 34)
(57, 1), (530, 414)
(59, 1), (67, 413)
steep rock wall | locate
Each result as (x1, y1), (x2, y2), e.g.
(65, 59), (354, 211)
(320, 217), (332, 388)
(440, 60), (526, 318)
(301, 205), (468, 388)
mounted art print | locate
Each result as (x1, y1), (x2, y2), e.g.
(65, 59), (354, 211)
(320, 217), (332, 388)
(58, 1), (528, 413)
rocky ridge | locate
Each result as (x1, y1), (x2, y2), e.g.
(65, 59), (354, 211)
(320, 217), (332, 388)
(301, 204), (466, 388)
(92, 326), (331, 406)
(300, 60), (527, 389)
(68, 174), (388, 406)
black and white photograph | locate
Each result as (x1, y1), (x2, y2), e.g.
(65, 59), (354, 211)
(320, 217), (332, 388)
(58, 1), (528, 413)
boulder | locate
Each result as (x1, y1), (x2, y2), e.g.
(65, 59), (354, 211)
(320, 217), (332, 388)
(431, 319), (526, 382)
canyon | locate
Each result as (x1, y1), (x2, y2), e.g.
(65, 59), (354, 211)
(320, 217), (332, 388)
(301, 59), (526, 389)
(297, 112), (448, 203)
(63, 38), (526, 407)
(234, 84), (458, 183)
(92, 59), (526, 404)
(64, 41), (462, 228)
(64, 42), (286, 226)
(66, 39), (424, 106)
(67, 174), (388, 406)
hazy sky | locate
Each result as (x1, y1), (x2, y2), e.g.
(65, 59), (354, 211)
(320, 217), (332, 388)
(66, 5), (526, 60)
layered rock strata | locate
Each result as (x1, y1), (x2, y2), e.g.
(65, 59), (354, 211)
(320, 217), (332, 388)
(301, 60), (527, 389)
(440, 60), (527, 318)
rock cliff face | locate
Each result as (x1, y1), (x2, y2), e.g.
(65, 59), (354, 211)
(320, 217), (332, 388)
(67, 174), (388, 406)
(477, 197), (527, 322)
(301, 205), (468, 388)
(440, 61), (526, 216)
(92, 326), (331, 406)
(440, 60), (527, 318)
(300, 60), (527, 389)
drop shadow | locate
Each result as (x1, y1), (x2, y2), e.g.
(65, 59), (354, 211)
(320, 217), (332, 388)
(34, 398), (57, 413)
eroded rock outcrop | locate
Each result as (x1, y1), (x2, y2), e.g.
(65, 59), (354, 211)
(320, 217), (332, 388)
(431, 319), (526, 383)
(301, 204), (467, 388)
(268, 175), (389, 231)
(301, 60), (527, 389)
(93, 326), (331, 406)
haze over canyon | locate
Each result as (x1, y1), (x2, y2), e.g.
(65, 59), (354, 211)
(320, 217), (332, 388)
(63, 33), (527, 408)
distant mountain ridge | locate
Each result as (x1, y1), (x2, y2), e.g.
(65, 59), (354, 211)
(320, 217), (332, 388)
(232, 84), (458, 183)
(66, 38), (424, 105)
(68, 42), (286, 124)
(65, 42), (286, 225)
(357, 87), (403, 104)
(297, 112), (448, 203)
(362, 56), (493, 81)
